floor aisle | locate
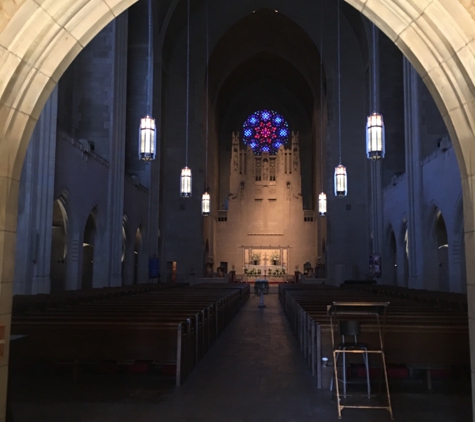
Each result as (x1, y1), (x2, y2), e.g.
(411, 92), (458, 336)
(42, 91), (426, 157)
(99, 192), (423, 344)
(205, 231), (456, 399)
(11, 289), (472, 422)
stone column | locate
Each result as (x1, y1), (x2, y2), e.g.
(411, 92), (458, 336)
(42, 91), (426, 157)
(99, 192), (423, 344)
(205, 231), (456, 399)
(103, 13), (128, 287)
(14, 87), (58, 295)
(368, 23), (384, 276)
(403, 58), (424, 289)
(147, 161), (160, 282)
(147, 33), (160, 283)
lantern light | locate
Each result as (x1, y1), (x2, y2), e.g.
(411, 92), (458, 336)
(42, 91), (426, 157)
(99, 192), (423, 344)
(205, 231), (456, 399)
(202, 191), (210, 216)
(181, 0), (192, 198)
(318, 192), (327, 216)
(180, 167), (192, 198)
(334, 3), (347, 199)
(139, 116), (156, 162)
(138, 0), (155, 162)
(366, 112), (385, 159)
(334, 164), (347, 197)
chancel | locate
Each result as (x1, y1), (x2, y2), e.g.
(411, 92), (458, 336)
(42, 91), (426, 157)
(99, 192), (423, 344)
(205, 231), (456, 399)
(0, 1), (475, 421)
(214, 127), (319, 281)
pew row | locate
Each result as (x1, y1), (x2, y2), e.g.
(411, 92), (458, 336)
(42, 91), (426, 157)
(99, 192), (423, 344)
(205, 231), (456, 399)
(11, 284), (249, 387)
(344, 283), (468, 312)
(279, 284), (470, 388)
(12, 282), (189, 315)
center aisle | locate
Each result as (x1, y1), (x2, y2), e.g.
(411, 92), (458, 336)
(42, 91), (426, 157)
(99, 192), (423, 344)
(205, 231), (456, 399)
(156, 288), (472, 422)
(156, 289), (324, 421)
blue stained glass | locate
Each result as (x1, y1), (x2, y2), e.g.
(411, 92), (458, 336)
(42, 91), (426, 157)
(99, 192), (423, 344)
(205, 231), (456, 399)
(242, 110), (289, 155)
(248, 115), (259, 126)
(261, 111), (271, 121)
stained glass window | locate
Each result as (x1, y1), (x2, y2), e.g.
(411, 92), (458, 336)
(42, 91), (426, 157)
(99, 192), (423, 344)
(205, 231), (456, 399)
(243, 110), (289, 155)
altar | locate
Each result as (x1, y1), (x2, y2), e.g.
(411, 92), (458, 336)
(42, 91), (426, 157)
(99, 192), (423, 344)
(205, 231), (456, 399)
(242, 246), (289, 282)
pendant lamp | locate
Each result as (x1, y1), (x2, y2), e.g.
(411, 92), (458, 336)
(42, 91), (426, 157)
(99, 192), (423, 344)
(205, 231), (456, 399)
(202, 0), (211, 216)
(333, 0), (347, 198)
(366, 112), (385, 159)
(366, 24), (385, 160)
(201, 191), (210, 216)
(318, 0), (327, 216)
(319, 192), (327, 216)
(181, 166), (192, 198)
(180, 0), (192, 197)
(334, 164), (347, 197)
(139, 0), (156, 162)
(139, 116), (156, 161)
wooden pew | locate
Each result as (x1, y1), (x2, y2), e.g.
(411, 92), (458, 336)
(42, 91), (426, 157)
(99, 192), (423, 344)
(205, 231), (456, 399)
(279, 285), (469, 388)
(11, 286), (247, 387)
(345, 283), (468, 312)
(12, 282), (189, 315)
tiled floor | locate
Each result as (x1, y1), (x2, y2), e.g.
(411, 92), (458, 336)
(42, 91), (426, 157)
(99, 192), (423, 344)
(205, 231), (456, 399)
(10, 290), (472, 422)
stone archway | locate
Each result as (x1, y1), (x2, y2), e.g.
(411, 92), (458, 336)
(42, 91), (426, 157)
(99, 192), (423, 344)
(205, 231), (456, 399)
(0, 0), (475, 420)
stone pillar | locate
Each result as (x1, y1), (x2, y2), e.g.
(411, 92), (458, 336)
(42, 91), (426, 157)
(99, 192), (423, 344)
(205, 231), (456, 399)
(403, 58), (424, 289)
(14, 87), (58, 295)
(368, 23), (384, 277)
(103, 13), (128, 287)
(147, 23), (159, 283)
(154, 17), (165, 284)
(147, 161), (160, 282)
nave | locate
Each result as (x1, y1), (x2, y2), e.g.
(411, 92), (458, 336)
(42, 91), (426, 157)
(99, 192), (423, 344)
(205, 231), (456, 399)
(9, 287), (472, 422)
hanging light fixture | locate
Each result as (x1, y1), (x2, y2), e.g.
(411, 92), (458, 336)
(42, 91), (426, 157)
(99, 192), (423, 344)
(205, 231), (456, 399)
(366, 24), (385, 160)
(366, 112), (385, 159)
(139, 0), (156, 162)
(334, 164), (347, 197)
(181, 166), (192, 197)
(202, 191), (210, 216)
(139, 116), (156, 161)
(202, 0), (211, 216)
(319, 192), (327, 216)
(180, 0), (192, 197)
(334, 0), (347, 197)
(318, 0), (327, 216)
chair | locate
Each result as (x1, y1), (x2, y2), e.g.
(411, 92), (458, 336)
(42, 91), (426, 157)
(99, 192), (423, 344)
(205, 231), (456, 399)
(330, 320), (371, 398)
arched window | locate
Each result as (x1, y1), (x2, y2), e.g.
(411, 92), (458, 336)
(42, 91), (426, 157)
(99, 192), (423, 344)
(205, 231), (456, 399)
(242, 110), (289, 155)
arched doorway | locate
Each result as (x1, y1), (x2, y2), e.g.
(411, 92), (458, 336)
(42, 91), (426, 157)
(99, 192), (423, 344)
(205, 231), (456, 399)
(121, 215), (127, 284)
(388, 229), (397, 286)
(1, 1), (475, 420)
(50, 198), (68, 293)
(82, 213), (96, 290)
(426, 208), (451, 291)
(134, 228), (142, 284)
(402, 221), (409, 287)
(436, 212), (450, 292)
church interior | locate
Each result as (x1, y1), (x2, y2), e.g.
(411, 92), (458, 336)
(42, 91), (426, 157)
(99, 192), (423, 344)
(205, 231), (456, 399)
(1, 0), (475, 421)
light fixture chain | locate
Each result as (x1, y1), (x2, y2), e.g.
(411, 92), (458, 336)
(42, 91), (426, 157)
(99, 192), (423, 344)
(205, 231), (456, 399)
(371, 23), (377, 112)
(337, 0), (341, 165)
(147, 0), (153, 116)
(320, 0), (324, 191)
(205, 0), (209, 188)
(185, 0), (190, 167)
